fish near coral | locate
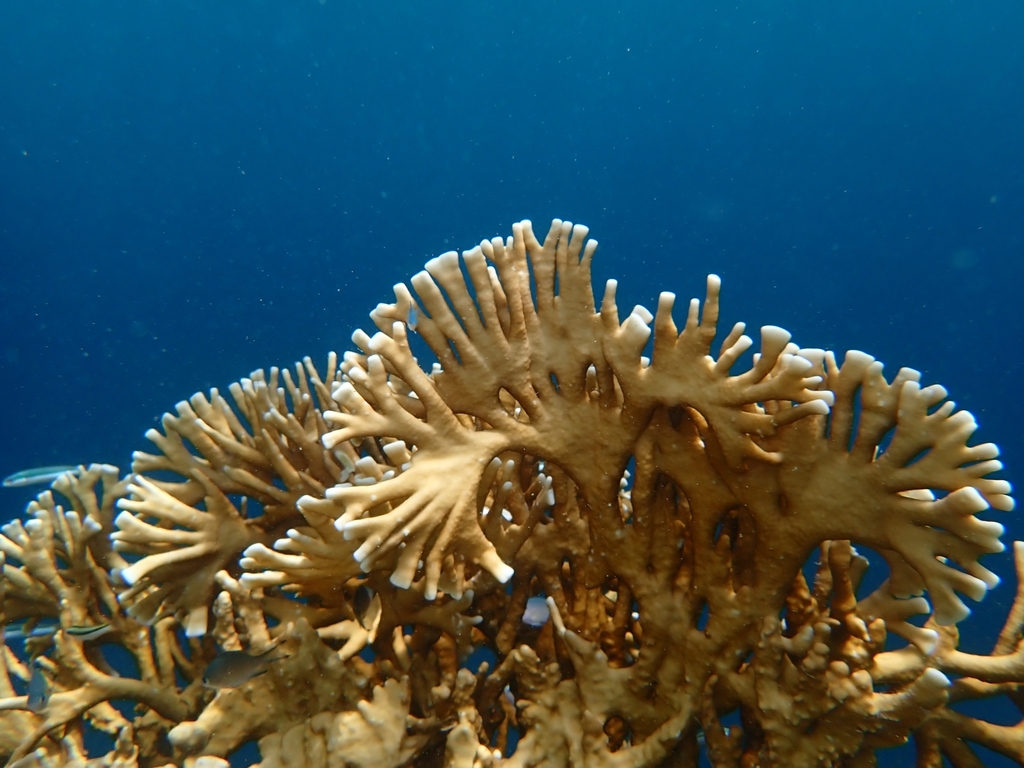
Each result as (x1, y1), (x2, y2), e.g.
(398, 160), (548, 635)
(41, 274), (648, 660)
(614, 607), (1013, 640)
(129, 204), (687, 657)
(3, 620), (112, 642)
(202, 647), (286, 689)
(26, 663), (50, 713)
(521, 596), (550, 627)
(2, 465), (81, 488)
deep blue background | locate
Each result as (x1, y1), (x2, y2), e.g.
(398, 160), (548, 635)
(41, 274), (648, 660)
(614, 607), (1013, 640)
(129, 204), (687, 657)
(1, 1), (1021, 765)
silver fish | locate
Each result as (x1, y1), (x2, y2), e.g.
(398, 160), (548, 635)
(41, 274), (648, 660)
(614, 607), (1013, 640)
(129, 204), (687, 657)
(203, 647), (285, 689)
(4, 621), (111, 642)
(65, 622), (113, 642)
(522, 596), (550, 628)
(27, 665), (50, 713)
(2, 465), (81, 488)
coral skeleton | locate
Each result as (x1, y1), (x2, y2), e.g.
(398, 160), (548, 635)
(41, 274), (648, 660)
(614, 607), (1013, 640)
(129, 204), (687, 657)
(0, 219), (1018, 767)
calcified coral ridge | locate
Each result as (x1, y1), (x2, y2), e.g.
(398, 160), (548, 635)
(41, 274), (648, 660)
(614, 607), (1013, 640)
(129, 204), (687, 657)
(0, 219), (1019, 768)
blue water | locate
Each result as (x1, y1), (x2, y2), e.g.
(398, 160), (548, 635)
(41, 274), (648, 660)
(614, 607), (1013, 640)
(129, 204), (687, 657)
(1, 1), (1021, 766)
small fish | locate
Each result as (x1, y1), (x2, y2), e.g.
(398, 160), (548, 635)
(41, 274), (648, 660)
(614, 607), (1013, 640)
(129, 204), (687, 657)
(4, 621), (111, 642)
(203, 647), (285, 689)
(2, 465), (81, 488)
(65, 622), (113, 642)
(407, 305), (419, 332)
(26, 665), (51, 713)
(522, 596), (550, 628)
(353, 584), (373, 620)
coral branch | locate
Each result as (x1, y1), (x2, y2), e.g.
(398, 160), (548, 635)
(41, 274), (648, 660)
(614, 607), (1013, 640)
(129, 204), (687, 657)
(1, 218), (1016, 767)
(112, 472), (257, 636)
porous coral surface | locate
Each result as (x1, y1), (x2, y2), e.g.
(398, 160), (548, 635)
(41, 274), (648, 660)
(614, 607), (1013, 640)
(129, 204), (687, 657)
(0, 220), (1018, 768)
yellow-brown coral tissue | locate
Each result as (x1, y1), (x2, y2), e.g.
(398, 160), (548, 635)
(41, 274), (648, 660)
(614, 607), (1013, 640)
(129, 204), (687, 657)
(0, 219), (1018, 768)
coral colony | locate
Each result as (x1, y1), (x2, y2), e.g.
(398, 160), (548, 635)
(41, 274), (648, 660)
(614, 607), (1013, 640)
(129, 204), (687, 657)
(0, 220), (1018, 767)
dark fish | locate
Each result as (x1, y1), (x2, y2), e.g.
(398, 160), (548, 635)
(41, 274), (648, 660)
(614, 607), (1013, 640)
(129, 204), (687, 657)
(2, 465), (80, 488)
(203, 647), (285, 689)
(27, 666), (50, 713)
(353, 585), (373, 619)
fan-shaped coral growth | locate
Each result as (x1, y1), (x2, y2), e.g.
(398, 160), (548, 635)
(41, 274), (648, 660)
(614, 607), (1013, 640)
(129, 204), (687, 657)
(0, 219), (1017, 768)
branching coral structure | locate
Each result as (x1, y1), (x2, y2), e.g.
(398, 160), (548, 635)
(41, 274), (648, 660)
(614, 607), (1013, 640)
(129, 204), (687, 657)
(0, 219), (1018, 767)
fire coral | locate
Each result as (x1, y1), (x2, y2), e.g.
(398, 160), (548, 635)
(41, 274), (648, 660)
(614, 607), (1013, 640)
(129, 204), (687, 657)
(0, 220), (1018, 768)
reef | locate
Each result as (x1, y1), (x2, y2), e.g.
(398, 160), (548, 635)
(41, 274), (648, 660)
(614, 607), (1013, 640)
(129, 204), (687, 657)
(0, 219), (1018, 767)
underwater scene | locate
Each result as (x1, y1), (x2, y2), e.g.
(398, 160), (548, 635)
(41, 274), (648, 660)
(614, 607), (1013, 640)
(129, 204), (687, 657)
(0, 1), (1022, 766)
